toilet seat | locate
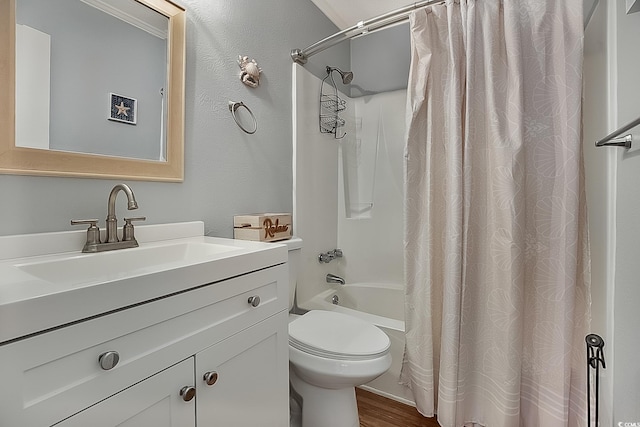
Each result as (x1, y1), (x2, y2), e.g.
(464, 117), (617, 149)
(289, 310), (390, 361)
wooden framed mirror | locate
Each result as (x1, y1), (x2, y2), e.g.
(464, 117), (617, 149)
(0, 0), (185, 181)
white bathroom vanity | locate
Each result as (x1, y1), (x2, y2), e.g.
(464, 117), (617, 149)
(0, 222), (289, 426)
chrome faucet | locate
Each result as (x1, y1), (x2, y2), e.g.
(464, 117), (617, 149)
(326, 273), (345, 285)
(106, 183), (138, 243)
(71, 184), (145, 253)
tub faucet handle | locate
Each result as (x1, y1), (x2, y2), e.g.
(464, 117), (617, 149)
(319, 249), (343, 263)
(319, 252), (334, 263)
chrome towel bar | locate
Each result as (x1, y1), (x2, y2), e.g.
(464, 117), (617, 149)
(595, 115), (640, 148)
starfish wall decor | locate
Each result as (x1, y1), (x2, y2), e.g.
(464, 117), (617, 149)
(108, 93), (137, 125)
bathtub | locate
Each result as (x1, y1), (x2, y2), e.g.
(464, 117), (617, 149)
(300, 283), (415, 405)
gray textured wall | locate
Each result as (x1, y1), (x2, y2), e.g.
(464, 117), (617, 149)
(1, 0), (349, 237)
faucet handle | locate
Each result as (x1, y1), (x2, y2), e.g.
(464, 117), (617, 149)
(71, 219), (99, 226)
(318, 249), (343, 263)
(123, 217), (146, 242)
(330, 249), (343, 258)
(318, 252), (334, 263)
(71, 219), (101, 247)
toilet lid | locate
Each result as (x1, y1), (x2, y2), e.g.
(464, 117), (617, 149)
(289, 310), (390, 359)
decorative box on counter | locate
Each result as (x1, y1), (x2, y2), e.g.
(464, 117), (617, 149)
(233, 213), (292, 242)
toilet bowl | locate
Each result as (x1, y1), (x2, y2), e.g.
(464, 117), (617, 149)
(281, 238), (391, 427)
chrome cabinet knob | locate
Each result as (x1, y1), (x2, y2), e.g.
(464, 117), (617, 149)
(98, 351), (120, 371)
(180, 386), (196, 402)
(203, 371), (219, 386)
(247, 295), (261, 307)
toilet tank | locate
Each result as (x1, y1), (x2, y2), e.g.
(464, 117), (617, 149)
(279, 237), (302, 311)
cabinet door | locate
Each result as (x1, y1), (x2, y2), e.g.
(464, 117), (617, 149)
(56, 358), (196, 427)
(196, 311), (289, 427)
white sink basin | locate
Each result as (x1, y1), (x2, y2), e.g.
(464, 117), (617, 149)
(16, 241), (240, 286)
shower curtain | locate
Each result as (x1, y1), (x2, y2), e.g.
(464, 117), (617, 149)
(402, 1), (590, 426)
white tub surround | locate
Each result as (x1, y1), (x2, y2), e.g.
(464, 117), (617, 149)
(308, 284), (404, 328)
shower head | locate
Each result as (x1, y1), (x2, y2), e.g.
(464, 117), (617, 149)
(326, 66), (354, 85)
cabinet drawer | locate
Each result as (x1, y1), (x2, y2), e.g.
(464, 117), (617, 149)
(0, 264), (287, 427)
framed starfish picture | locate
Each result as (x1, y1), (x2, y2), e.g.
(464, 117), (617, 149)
(108, 93), (137, 125)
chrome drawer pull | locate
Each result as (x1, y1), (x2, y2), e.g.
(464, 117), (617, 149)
(98, 351), (120, 371)
(203, 371), (219, 386)
(180, 386), (196, 402)
(247, 295), (261, 307)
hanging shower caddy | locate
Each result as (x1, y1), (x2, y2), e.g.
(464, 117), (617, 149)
(319, 67), (346, 139)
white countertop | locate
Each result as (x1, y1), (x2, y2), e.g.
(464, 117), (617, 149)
(0, 222), (287, 344)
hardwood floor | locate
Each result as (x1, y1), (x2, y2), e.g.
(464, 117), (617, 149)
(356, 388), (441, 427)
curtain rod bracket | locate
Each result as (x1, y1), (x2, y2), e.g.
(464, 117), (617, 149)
(291, 49), (308, 64)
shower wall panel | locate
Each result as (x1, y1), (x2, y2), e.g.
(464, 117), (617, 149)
(337, 90), (406, 286)
(293, 64), (342, 306)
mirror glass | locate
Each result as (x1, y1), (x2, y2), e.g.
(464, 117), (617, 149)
(16, 0), (168, 161)
(0, 0), (185, 181)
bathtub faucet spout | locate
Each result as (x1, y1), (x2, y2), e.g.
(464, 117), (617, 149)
(326, 273), (345, 285)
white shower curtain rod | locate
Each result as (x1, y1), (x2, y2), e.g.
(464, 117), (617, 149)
(291, 0), (444, 64)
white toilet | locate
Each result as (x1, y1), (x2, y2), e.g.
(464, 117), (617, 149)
(282, 237), (391, 427)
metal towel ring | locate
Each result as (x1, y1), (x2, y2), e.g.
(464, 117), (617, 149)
(228, 100), (257, 134)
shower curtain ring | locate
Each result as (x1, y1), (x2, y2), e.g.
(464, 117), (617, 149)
(228, 100), (257, 134)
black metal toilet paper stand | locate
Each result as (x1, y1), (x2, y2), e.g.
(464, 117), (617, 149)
(586, 334), (606, 427)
